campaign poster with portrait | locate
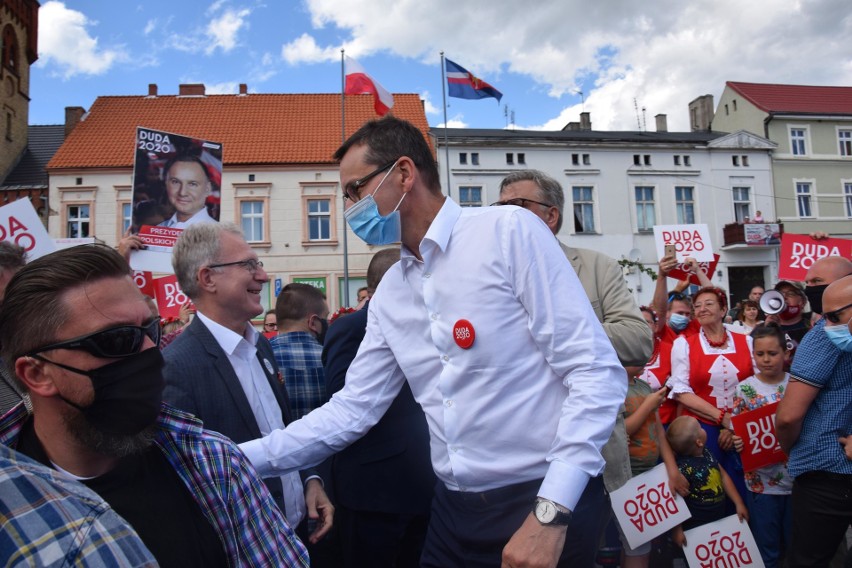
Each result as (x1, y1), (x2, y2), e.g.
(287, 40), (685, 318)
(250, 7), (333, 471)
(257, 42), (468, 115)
(131, 127), (222, 234)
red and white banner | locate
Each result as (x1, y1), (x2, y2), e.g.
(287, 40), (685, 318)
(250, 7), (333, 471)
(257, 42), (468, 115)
(0, 199), (56, 260)
(654, 224), (714, 262)
(778, 233), (851, 281)
(132, 270), (157, 300)
(731, 402), (787, 472)
(138, 225), (182, 249)
(610, 463), (692, 549)
(668, 254), (720, 286)
(153, 275), (189, 319)
(683, 515), (764, 568)
(345, 56), (394, 116)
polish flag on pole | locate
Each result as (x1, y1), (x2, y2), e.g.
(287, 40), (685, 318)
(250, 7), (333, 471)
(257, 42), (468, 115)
(344, 56), (394, 116)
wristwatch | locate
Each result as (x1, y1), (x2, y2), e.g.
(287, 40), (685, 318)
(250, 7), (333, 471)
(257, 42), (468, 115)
(532, 498), (572, 526)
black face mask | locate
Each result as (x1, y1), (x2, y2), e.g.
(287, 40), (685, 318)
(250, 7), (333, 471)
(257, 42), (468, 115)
(54, 348), (165, 435)
(805, 284), (828, 315)
(314, 318), (329, 346)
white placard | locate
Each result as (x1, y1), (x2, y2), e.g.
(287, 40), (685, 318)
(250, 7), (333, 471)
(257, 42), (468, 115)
(129, 248), (175, 274)
(610, 463), (692, 549)
(654, 224), (714, 262)
(683, 514), (764, 568)
(0, 199), (56, 260)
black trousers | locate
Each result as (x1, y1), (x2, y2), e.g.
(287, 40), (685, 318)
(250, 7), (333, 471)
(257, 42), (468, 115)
(335, 505), (429, 568)
(420, 476), (605, 568)
(790, 470), (852, 568)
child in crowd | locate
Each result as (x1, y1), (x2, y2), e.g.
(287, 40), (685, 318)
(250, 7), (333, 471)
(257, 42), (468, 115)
(730, 323), (791, 568)
(666, 416), (748, 547)
(619, 366), (687, 568)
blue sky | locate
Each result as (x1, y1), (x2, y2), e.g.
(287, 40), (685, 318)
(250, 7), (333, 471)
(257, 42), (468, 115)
(31, 0), (851, 132)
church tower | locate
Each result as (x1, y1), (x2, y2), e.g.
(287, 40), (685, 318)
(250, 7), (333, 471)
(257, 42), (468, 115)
(0, 0), (38, 185)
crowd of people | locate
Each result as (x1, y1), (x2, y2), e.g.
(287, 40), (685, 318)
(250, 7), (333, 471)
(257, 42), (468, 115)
(0, 115), (850, 568)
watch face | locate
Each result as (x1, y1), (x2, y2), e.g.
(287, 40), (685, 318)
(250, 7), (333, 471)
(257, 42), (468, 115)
(535, 500), (557, 523)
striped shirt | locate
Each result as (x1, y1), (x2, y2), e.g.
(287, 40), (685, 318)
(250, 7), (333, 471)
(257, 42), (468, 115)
(0, 403), (310, 567)
(271, 332), (327, 420)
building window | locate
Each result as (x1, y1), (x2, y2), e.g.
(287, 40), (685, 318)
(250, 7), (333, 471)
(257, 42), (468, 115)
(471, 153), (479, 166)
(458, 186), (482, 207)
(791, 128), (807, 155)
(725, 104), (729, 116)
(742, 155), (749, 167)
(5, 112), (11, 141)
(121, 202), (132, 234)
(839, 130), (852, 156)
(583, 154), (590, 165)
(732, 99), (737, 111)
(517, 153), (526, 165)
(845, 182), (852, 217)
(572, 186), (596, 233)
(66, 205), (91, 238)
(307, 198), (331, 241)
(675, 186), (695, 224)
(572, 154), (580, 166)
(635, 186), (655, 232)
(2, 25), (19, 73)
(643, 155), (652, 166)
(796, 182), (813, 217)
(732, 156), (740, 167)
(674, 155), (681, 166)
(684, 155), (691, 167)
(506, 153), (514, 165)
(459, 152), (468, 165)
(240, 200), (265, 242)
(732, 187), (751, 223)
(633, 154), (641, 166)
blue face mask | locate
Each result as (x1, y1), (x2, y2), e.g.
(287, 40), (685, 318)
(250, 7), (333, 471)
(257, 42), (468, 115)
(344, 162), (405, 245)
(669, 313), (690, 331)
(824, 322), (852, 353)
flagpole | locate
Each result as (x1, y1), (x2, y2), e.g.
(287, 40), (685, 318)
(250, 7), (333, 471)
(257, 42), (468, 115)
(440, 51), (451, 198)
(341, 48), (350, 308)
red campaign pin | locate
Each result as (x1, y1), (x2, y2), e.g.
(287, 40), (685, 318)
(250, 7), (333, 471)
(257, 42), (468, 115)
(453, 319), (475, 349)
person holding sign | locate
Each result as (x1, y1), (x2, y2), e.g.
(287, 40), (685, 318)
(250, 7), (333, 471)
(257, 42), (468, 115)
(669, 287), (754, 504)
(157, 155), (218, 229)
(730, 323), (791, 568)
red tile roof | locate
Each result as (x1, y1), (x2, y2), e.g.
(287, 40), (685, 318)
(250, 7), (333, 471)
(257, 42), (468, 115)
(48, 92), (429, 169)
(727, 81), (852, 115)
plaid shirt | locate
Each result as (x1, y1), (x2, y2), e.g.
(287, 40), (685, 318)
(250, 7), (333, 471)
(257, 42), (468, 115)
(270, 332), (326, 419)
(0, 403), (310, 568)
(789, 319), (852, 478)
(0, 443), (157, 567)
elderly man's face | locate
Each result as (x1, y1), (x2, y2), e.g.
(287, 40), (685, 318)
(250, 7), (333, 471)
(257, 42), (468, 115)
(498, 180), (559, 235)
(748, 287), (764, 302)
(165, 161), (211, 222)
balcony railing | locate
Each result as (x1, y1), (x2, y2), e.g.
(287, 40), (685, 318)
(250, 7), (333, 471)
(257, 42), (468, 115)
(722, 222), (784, 247)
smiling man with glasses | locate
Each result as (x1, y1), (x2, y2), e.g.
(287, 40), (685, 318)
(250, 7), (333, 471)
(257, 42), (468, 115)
(0, 245), (309, 567)
(163, 222), (334, 552)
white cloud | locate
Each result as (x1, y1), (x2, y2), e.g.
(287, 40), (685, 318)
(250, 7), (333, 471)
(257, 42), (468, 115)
(281, 33), (339, 64)
(420, 91), (439, 115)
(294, 0), (852, 130)
(37, 1), (127, 78)
(205, 7), (251, 54)
(205, 81), (240, 94)
(143, 18), (157, 36)
(435, 114), (468, 128)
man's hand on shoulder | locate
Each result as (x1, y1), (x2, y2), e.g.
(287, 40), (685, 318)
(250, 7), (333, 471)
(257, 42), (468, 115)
(501, 513), (566, 568)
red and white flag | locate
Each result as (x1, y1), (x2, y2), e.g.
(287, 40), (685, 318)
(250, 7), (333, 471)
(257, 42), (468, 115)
(344, 56), (394, 116)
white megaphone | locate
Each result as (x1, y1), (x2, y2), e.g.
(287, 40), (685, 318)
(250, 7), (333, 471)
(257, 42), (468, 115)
(760, 290), (786, 315)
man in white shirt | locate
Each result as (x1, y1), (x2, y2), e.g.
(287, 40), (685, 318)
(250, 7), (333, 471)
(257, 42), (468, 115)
(156, 155), (218, 229)
(240, 117), (625, 568)
(162, 222), (333, 547)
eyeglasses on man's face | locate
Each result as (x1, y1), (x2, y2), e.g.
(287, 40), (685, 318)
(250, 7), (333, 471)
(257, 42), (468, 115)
(824, 302), (852, 325)
(26, 318), (162, 359)
(208, 258), (265, 274)
(343, 160), (397, 202)
(491, 197), (554, 209)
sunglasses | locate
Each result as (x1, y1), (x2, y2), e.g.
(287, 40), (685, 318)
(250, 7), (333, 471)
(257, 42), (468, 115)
(27, 319), (162, 359)
(824, 302), (852, 325)
(491, 197), (554, 209)
(343, 160), (397, 202)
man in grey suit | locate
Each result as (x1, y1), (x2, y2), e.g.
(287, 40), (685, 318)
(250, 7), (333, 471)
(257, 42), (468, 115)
(162, 222), (333, 546)
(498, 169), (655, 565)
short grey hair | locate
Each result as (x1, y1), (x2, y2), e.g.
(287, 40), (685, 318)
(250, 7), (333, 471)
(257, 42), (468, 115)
(499, 169), (565, 233)
(172, 222), (243, 299)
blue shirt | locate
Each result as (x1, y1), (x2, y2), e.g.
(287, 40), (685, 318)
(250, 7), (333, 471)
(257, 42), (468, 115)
(270, 331), (326, 420)
(788, 319), (852, 478)
(0, 403), (310, 567)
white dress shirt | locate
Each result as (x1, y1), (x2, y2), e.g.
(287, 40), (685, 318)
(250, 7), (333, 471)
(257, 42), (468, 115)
(157, 207), (217, 229)
(196, 312), (306, 525)
(241, 198), (624, 510)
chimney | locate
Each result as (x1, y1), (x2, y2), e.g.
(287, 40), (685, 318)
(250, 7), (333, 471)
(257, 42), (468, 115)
(688, 94), (714, 131)
(239, 83), (248, 95)
(580, 112), (592, 131)
(147, 83), (158, 97)
(178, 83), (206, 97)
(64, 106), (85, 139)
(655, 114), (668, 132)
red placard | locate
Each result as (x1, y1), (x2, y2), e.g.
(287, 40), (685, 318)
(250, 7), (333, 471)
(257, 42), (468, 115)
(778, 234), (852, 281)
(131, 270), (156, 299)
(731, 401), (787, 472)
(153, 275), (190, 319)
(138, 224), (183, 248)
(667, 254), (720, 286)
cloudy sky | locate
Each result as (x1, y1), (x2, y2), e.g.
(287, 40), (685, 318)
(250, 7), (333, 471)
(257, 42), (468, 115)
(30, 0), (852, 131)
